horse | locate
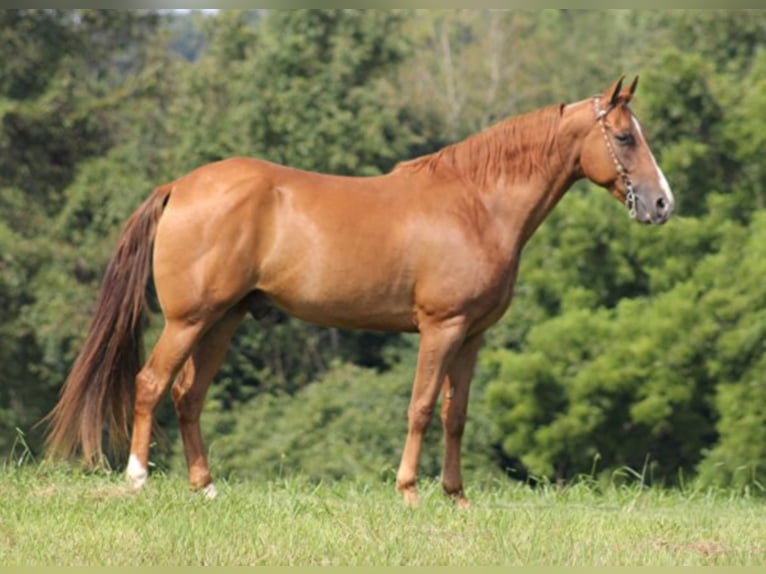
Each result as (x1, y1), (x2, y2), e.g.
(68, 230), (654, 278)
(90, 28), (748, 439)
(44, 76), (674, 506)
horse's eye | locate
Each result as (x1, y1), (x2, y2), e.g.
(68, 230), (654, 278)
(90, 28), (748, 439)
(615, 132), (636, 146)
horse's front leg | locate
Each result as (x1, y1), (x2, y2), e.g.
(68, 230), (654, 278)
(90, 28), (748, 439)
(440, 332), (484, 508)
(396, 316), (467, 506)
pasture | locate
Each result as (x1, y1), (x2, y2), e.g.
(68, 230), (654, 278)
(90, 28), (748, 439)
(1, 466), (763, 566)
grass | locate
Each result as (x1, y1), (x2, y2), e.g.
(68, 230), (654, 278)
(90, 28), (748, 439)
(0, 464), (764, 566)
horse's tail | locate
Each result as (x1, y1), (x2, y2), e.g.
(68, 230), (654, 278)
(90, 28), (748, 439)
(43, 184), (172, 467)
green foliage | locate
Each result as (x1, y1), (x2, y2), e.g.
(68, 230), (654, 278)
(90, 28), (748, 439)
(0, 10), (73, 100)
(0, 10), (162, 215)
(0, 10), (166, 453)
(485, 283), (716, 483)
(486, 210), (766, 490)
(234, 9), (418, 175)
(694, 212), (766, 491)
(0, 223), (44, 444)
(721, 51), (766, 212)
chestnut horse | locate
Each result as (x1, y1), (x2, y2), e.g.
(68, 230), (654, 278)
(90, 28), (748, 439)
(45, 76), (673, 505)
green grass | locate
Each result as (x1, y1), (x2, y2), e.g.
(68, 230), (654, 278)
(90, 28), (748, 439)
(0, 465), (764, 566)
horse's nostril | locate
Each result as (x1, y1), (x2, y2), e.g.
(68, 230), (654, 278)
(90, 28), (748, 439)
(656, 197), (666, 211)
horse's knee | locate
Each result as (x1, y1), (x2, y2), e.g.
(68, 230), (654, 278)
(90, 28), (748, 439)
(173, 391), (204, 426)
(408, 401), (435, 431)
(442, 410), (466, 438)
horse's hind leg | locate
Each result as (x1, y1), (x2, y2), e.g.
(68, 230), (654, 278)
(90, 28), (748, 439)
(171, 306), (245, 497)
(127, 319), (206, 490)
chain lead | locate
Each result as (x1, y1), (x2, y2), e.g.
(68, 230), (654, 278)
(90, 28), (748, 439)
(593, 97), (637, 220)
(626, 185), (637, 219)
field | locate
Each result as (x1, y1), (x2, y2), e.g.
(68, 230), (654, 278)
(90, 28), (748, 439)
(0, 466), (764, 566)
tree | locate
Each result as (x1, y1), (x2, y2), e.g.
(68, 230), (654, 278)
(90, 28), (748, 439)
(0, 10), (166, 454)
(694, 212), (766, 492)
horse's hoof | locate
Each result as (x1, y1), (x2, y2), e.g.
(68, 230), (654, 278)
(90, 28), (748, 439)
(446, 489), (471, 509)
(400, 487), (420, 508)
(201, 483), (218, 499)
(455, 496), (471, 510)
(126, 454), (148, 490)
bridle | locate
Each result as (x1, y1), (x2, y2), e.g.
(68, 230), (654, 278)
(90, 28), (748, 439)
(593, 97), (637, 219)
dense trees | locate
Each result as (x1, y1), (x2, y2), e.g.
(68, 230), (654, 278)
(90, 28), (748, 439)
(1, 10), (764, 492)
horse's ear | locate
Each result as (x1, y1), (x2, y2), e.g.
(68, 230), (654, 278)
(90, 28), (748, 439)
(607, 75), (626, 108)
(622, 75), (639, 104)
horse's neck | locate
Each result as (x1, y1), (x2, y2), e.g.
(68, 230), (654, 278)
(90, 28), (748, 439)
(395, 100), (592, 252)
(490, 101), (592, 248)
(481, 170), (575, 256)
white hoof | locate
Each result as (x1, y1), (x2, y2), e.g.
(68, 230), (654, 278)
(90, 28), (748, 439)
(202, 483), (218, 499)
(126, 454), (148, 490)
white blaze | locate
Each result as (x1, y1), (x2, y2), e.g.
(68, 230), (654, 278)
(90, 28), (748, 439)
(633, 117), (675, 208)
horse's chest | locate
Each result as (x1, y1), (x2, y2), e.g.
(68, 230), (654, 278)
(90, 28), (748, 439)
(463, 255), (521, 331)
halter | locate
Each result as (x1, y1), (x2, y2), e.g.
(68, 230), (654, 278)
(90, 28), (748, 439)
(593, 97), (637, 219)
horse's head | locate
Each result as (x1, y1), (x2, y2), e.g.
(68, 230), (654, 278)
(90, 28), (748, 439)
(580, 76), (674, 225)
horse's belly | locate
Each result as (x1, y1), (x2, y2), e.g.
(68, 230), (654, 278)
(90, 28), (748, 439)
(266, 290), (418, 332)
(257, 260), (418, 332)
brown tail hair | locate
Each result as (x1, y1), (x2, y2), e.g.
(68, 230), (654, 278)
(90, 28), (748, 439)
(44, 185), (172, 467)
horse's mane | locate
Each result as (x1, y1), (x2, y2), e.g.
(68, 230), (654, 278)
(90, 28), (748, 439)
(395, 104), (564, 187)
